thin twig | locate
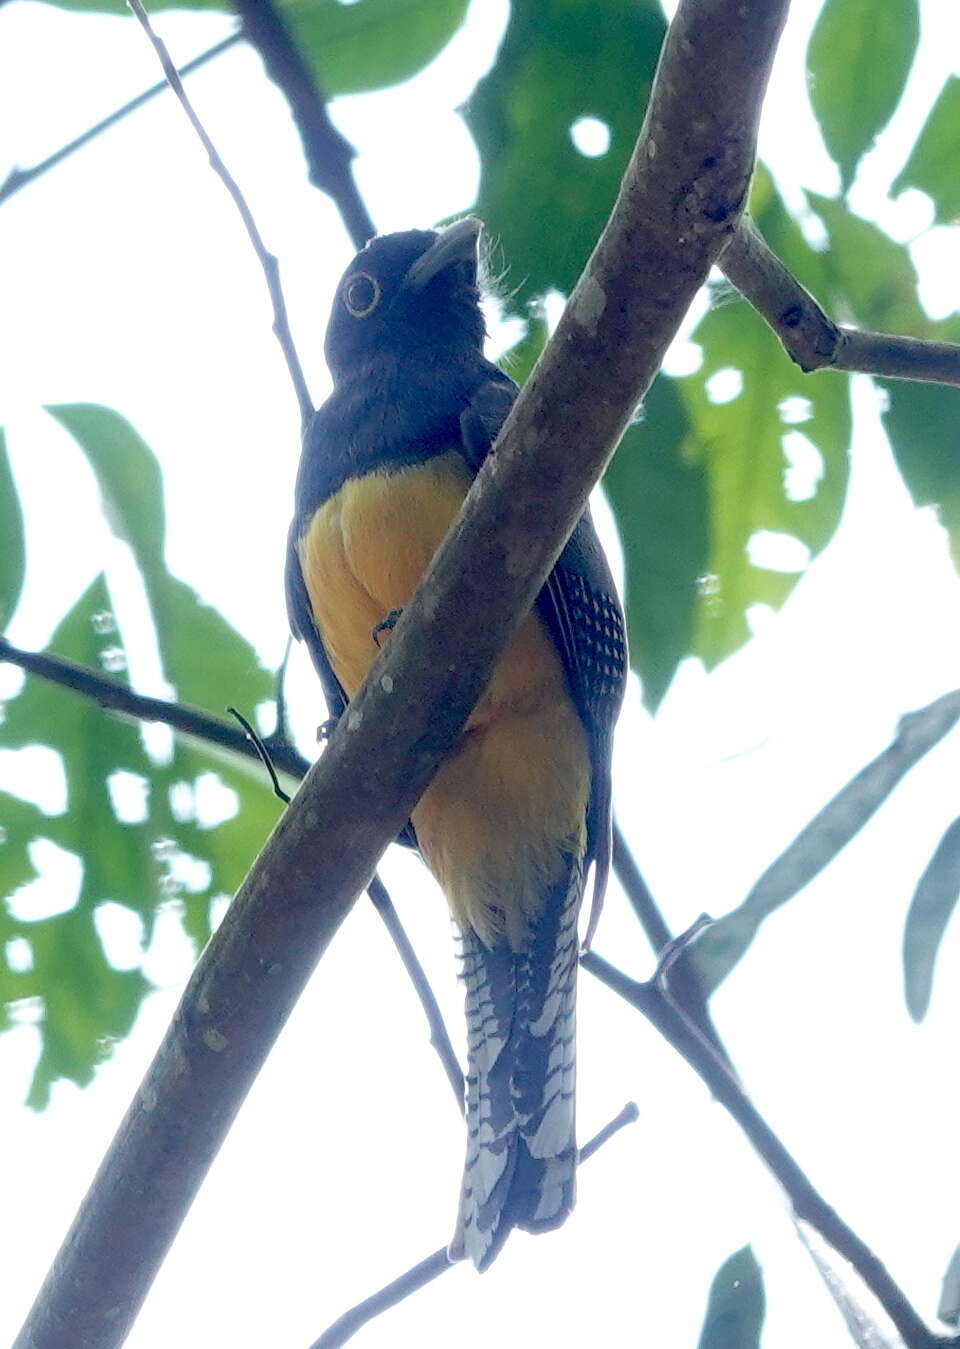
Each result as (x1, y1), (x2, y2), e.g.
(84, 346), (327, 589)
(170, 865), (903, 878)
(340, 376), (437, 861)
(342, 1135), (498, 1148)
(227, 705), (292, 802)
(578, 1100), (639, 1163)
(720, 220), (960, 386)
(581, 951), (949, 1349)
(654, 912), (713, 988)
(611, 821), (730, 1064)
(230, 0), (374, 249)
(367, 874), (464, 1114)
(612, 818), (671, 949)
(0, 634), (310, 781)
(309, 1250), (452, 1349)
(0, 32), (243, 207)
(307, 1101), (639, 1349)
(127, 0), (313, 431)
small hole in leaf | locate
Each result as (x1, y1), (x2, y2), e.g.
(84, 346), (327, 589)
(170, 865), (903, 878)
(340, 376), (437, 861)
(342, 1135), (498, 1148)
(570, 117), (611, 158)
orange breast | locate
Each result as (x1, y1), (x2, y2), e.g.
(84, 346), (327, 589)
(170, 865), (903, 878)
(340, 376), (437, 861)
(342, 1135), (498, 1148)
(298, 452), (590, 948)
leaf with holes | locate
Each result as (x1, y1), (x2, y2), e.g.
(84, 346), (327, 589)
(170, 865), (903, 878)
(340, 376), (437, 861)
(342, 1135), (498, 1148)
(0, 575), (157, 1104)
(467, 0), (664, 314)
(603, 376), (708, 709)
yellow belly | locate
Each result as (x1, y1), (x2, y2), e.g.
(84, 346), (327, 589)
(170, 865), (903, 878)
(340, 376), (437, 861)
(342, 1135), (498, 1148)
(297, 452), (590, 948)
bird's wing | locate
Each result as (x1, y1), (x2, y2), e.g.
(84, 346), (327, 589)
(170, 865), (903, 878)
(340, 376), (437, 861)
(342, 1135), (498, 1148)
(285, 516), (349, 727)
(459, 375), (628, 908)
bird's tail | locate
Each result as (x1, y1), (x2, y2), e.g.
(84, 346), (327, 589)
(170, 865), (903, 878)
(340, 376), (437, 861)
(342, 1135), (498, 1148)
(449, 855), (583, 1270)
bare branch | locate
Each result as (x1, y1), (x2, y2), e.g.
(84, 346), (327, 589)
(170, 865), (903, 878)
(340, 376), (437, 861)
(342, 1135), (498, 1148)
(612, 822), (730, 1063)
(127, 0), (314, 430)
(0, 33), (242, 208)
(13, 1), (790, 1342)
(581, 952), (950, 1349)
(367, 875), (465, 1114)
(230, 0), (375, 249)
(307, 1103), (639, 1349)
(721, 220), (960, 386)
(0, 633), (309, 782)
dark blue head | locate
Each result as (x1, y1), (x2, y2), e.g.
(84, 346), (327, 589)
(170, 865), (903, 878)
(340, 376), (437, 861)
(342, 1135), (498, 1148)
(324, 218), (486, 381)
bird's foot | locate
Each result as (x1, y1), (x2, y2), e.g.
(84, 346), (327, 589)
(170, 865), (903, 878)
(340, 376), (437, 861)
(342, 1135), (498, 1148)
(316, 716), (339, 742)
(372, 607), (403, 648)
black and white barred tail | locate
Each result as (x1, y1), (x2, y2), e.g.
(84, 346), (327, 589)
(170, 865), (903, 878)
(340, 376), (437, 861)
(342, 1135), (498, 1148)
(449, 856), (582, 1270)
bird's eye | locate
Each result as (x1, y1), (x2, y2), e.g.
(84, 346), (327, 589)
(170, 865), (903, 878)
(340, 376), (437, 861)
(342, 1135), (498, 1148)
(343, 272), (381, 318)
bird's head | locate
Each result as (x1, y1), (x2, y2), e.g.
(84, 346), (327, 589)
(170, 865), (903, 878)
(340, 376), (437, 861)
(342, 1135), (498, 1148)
(324, 217), (485, 380)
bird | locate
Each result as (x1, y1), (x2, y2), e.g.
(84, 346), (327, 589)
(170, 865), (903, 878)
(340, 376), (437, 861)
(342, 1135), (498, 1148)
(285, 216), (627, 1270)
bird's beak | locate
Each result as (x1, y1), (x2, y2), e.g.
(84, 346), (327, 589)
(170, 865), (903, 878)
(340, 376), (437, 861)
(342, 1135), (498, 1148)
(405, 217), (482, 291)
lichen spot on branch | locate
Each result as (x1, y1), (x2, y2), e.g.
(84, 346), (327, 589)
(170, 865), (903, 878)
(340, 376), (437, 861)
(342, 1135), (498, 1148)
(576, 273), (607, 334)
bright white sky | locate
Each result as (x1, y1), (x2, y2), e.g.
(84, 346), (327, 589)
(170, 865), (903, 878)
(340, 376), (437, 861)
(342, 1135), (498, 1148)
(2, 1), (960, 1346)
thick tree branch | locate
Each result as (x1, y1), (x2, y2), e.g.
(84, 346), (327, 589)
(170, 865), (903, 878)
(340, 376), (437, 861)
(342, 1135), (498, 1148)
(13, 2), (789, 1344)
(230, 0), (375, 249)
(0, 32), (243, 207)
(582, 952), (951, 1349)
(721, 220), (960, 385)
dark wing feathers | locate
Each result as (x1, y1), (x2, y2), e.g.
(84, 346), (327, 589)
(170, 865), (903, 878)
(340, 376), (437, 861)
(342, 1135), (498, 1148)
(284, 520), (348, 726)
(458, 378), (628, 878)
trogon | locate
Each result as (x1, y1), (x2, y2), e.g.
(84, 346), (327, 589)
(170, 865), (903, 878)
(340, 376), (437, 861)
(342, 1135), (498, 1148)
(286, 217), (627, 1270)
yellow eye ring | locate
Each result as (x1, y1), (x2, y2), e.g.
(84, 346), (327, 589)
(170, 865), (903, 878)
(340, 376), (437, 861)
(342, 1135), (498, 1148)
(343, 271), (381, 318)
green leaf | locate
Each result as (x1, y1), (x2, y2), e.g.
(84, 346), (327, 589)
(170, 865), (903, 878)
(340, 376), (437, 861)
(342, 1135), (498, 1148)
(0, 576), (157, 1102)
(468, 0), (665, 314)
(0, 793), (44, 903)
(669, 177), (852, 669)
(903, 817), (960, 1022)
(603, 377), (708, 709)
(289, 0), (470, 97)
(26, 909), (148, 1110)
(881, 378), (960, 571)
(691, 690), (960, 995)
(679, 304), (850, 670)
(47, 404), (272, 714)
(0, 429), (25, 630)
(892, 76), (960, 224)
(48, 404), (165, 573)
(939, 1244), (960, 1327)
(807, 0), (919, 192)
(806, 193), (927, 335)
(697, 1247), (765, 1349)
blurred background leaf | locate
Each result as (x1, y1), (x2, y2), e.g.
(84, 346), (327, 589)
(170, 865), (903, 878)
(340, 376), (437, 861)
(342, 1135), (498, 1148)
(0, 410), (281, 1103)
(903, 816), (960, 1022)
(467, 0), (664, 315)
(0, 429), (25, 631)
(892, 76), (960, 224)
(807, 0), (918, 193)
(697, 1246), (765, 1349)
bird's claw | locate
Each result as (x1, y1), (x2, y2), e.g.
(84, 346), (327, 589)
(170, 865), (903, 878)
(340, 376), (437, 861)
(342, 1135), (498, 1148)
(316, 716), (339, 742)
(372, 607), (403, 648)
